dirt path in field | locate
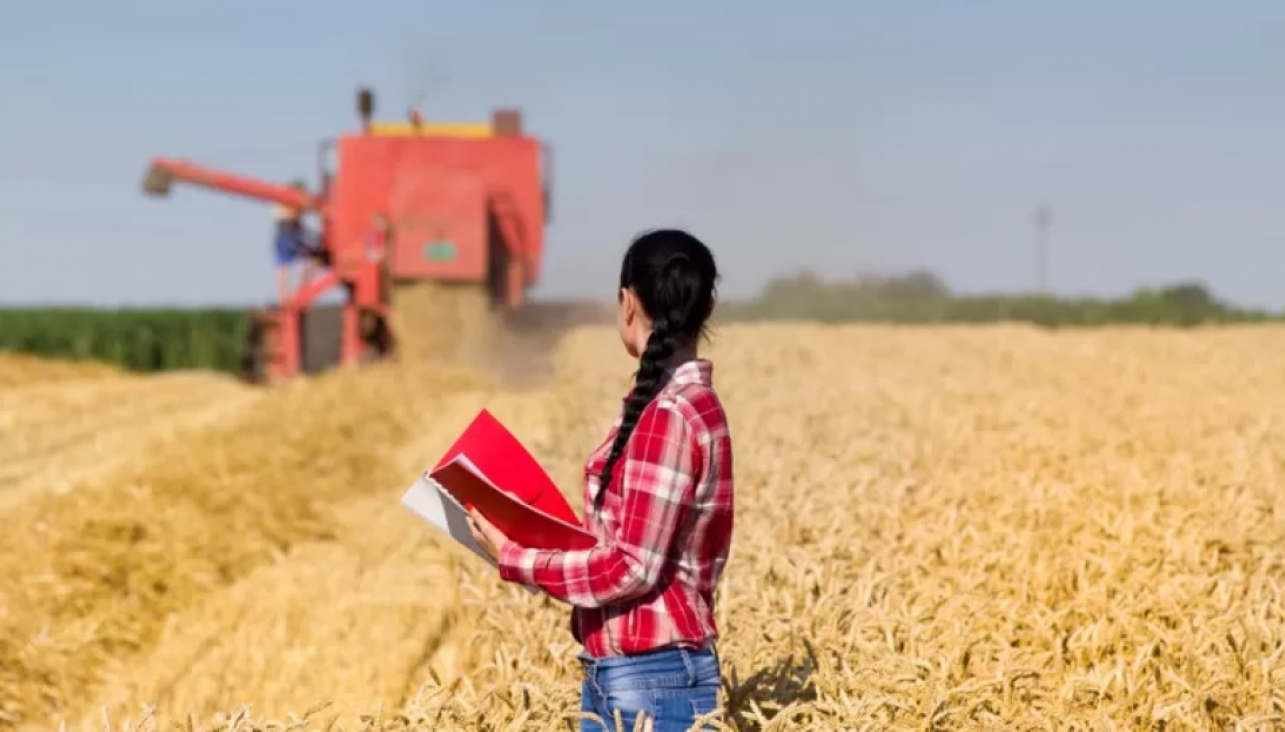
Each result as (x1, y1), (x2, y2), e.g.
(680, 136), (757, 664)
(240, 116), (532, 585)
(0, 373), (262, 511)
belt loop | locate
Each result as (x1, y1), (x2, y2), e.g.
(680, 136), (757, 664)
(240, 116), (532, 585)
(582, 656), (601, 698)
(680, 647), (695, 685)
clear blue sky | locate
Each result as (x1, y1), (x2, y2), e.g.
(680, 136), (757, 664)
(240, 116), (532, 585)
(1, 1), (1282, 308)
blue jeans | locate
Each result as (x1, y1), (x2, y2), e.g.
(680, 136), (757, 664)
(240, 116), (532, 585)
(274, 232), (301, 266)
(578, 646), (721, 732)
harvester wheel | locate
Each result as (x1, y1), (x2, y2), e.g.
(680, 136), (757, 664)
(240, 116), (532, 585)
(359, 308), (395, 362)
(240, 310), (283, 384)
(239, 317), (268, 384)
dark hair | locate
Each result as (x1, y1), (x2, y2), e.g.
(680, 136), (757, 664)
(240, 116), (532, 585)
(594, 228), (719, 513)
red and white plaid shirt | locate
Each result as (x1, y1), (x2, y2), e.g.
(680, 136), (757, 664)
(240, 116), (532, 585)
(497, 359), (735, 658)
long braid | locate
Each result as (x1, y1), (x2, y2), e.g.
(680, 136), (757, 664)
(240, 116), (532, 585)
(594, 315), (679, 515)
(593, 231), (718, 516)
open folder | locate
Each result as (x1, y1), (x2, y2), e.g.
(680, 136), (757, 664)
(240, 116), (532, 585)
(399, 409), (599, 593)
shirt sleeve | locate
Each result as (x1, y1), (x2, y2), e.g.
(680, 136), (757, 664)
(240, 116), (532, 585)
(496, 399), (697, 608)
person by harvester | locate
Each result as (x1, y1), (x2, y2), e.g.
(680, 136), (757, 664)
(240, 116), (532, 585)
(468, 228), (734, 732)
(271, 179), (322, 305)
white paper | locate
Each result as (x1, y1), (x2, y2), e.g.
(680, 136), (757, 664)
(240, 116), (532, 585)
(400, 473), (538, 595)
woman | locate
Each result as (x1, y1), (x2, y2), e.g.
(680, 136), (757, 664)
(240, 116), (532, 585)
(468, 228), (734, 731)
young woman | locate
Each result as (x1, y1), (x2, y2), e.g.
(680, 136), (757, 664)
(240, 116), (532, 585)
(468, 228), (734, 732)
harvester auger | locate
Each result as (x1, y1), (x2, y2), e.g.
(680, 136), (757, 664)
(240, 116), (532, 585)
(141, 87), (553, 384)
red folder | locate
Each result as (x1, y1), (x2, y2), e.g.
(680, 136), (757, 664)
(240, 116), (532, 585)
(429, 409), (597, 551)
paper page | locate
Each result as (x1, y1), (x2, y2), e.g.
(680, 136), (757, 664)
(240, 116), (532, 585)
(400, 474), (538, 595)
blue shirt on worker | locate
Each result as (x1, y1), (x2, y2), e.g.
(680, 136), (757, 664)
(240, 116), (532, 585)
(273, 204), (307, 266)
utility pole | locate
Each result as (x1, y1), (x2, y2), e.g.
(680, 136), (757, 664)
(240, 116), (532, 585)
(1034, 203), (1053, 294)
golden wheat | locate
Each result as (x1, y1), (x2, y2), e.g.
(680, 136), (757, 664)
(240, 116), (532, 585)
(388, 282), (499, 369)
(4, 323), (1285, 731)
(0, 359), (490, 728)
(0, 352), (122, 387)
(0, 372), (262, 512)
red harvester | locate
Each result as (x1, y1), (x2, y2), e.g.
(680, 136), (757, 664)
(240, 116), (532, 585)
(141, 87), (553, 384)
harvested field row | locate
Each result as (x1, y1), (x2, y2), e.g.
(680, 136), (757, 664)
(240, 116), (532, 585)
(8, 323), (1285, 730)
(66, 388), (574, 731)
(0, 284), (523, 730)
(0, 357), (491, 729)
(0, 353), (122, 388)
(0, 372), (260, 507)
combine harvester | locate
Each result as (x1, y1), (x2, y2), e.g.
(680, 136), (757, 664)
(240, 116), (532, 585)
(142, 87), (602, 384)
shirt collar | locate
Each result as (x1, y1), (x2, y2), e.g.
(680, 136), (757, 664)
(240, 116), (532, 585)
(618, 358), (713, 404)
(667, 358), (713, 387)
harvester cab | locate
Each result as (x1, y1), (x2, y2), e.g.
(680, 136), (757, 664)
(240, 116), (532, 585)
(141, 87), (553, 385)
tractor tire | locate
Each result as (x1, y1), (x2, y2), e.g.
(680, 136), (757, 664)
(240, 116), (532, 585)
(239, 316), (269, 385)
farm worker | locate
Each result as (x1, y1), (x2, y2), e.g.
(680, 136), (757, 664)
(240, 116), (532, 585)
(271, 202), (302, 304)
(271, 180), (319, 305)
(468, 228), (733, 732)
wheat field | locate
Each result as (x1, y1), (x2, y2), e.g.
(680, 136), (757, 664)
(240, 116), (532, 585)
(2, 321), (1284, 732)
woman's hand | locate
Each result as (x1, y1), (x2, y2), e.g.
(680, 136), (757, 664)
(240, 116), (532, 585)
(467, 508), (512, 563)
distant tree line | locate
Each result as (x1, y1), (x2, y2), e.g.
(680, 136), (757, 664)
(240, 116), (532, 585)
(715, 270), (1279, 327)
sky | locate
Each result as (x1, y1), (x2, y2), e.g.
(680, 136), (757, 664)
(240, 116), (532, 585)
(0, 1), (1282, 309)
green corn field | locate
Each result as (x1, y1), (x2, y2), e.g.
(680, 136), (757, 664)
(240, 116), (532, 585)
(0, 308), (248, 374)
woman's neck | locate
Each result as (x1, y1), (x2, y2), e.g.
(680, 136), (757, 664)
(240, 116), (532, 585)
(665, 342), (699, 370)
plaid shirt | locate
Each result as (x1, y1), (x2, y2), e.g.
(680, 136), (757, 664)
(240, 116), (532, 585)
(497, 359), (735, 658)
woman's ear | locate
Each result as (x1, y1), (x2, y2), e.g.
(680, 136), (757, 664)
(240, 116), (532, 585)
(620, 288), (637, 326)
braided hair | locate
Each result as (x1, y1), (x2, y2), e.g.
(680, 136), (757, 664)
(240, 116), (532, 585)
(593, 228), (719, 514)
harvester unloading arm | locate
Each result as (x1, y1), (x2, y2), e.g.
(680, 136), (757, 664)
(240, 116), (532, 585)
(141, 155), (347, 384)
(142, 157), (325, 213)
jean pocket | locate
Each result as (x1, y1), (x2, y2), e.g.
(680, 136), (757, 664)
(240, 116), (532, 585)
(605, 687), (719, 732)
(601, 683), (704, 729)
(688, 685), (721, 730)
(687, 652), (721, 684)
